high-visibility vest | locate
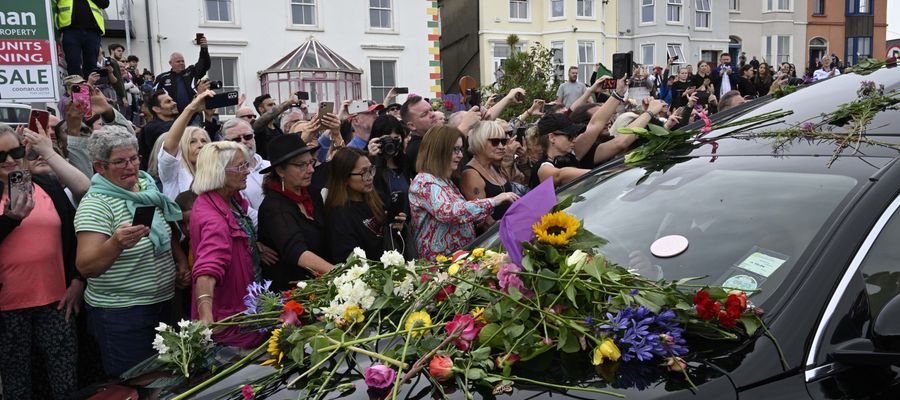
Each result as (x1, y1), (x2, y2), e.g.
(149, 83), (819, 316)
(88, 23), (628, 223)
(54, 0), (106, 35)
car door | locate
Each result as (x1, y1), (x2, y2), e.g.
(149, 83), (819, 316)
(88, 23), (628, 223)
(805, 192), (900, 399)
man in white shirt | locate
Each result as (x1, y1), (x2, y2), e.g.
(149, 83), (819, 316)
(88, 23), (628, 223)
(221, 118), (270, 212)
(812, 55), (841, 82)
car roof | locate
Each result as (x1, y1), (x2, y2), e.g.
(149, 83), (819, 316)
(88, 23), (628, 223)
(0, 103), (32, 109)
(677, 65), (900, 160)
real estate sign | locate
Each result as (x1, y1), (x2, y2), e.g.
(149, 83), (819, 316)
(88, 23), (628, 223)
(0, 0), (60, 102)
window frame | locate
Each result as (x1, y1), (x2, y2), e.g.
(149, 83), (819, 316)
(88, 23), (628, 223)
(202, 0), (237, 25)
(576, 40), (596, 84)
(694, 0), (711, 30)
(666, 43), (686, 64)
(764, 35), (792, 65)
(640, 0), (656, 25)
(369, 58), (397, 104)
(666, 0), (683, 24)
(490, 40), (525, 82)
(576, 0), (595, 19)
(765, 0), (791, 12)
(641, 43), (655, 67)
(845, 36), (872, 66)
(812, 0), (825, 15)
(551, 41), (566, 82)
(846, 0), (873, 16)
(509, 0), (531, 21)
(288, 0), (320, 29)
(206, 55), (241, 115)
(549, 0), (565, 19)
(367, 0), (394, 31)
(729, 0), (740, 12)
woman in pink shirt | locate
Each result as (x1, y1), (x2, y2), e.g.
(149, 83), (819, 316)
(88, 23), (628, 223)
(189, 141), (263, 348)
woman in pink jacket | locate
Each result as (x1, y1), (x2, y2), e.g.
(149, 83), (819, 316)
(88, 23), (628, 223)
(189, 141), (263, 348)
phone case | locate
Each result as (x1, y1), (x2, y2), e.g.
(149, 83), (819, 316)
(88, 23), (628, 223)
(71, 86), (93, 118)
(319, 102), (334, 115)
(7, 170), (33, 207)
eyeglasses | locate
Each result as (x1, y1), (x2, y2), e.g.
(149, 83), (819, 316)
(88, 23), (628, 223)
(238, 115), (255, 120)
(0, 146), (26, 161)
(288, 160), (316, 170)
(106, 155), (140, 169)
(228, 133), (254, 142)
(452, 146), (464, 154)
(224, 161), (252, 174)
(349, 166), (377, 180)
(487, 138), (509, 147)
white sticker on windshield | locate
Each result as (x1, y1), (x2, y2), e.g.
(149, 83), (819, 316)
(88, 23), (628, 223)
(723, 275), (758, 291)
(735, 247), (788, 278)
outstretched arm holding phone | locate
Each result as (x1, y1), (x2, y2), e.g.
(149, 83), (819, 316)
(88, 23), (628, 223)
(162, 90), (215, 156)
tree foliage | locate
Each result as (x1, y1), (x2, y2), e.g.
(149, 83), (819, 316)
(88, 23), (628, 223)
(487, 35), (560, 120)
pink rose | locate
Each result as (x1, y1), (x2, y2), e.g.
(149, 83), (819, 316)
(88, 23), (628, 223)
(364, 364), (397, 389)
(428, 355), (454, 382)
(445, 314), (484, 351)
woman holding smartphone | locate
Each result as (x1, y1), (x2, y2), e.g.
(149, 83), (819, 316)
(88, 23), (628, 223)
(0, 122), (90, 398)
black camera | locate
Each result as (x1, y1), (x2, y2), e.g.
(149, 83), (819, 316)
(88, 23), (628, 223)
(209, 80), (223, 90)
(696, 91), (710, 105)
(379, 136), (402, 157)
(467, 88), (481, 108)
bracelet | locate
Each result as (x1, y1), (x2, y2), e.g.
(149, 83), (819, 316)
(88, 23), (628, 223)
(610, 91), (625, 102)
(197, 294), (213, 301)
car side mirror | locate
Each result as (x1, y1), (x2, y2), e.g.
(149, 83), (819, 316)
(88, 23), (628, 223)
(831, 294), (900, 367)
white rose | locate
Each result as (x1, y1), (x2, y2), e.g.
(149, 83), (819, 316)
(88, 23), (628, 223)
(352, 247), (367, 259)
(296, 281), (308, 290)
(567, 250), (589, 271)
(380, 250), (405, 267)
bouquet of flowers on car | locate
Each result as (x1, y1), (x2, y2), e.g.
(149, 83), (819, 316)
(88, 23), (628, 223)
(163, 186), (773, 399)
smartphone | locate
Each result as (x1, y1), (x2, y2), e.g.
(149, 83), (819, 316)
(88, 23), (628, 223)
(132, 205), (156, 228)
(319, 101), (334, 115)
(387, 191), (407, 223)
(71, 84), (92, 118)
(204, 91), (239, 109)
(295, 91), (310, 101)
(394, 87), (409, 94)
(466, 88), (481, 108)
(514, 127), (527, 144)
(696, 91), (710, 105)
(7, 170), (33, 209)
(348, 100), (368, 114)
(612, 52), (633, 81)
(195, 32), (205, 42)
(29, 109), (50, 132)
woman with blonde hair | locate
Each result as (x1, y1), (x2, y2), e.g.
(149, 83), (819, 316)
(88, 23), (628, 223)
(158, 91), (214, 199)
(408, 126), (518, 260)
(189, 141), (263, 347)
(461, 121), (514, 231)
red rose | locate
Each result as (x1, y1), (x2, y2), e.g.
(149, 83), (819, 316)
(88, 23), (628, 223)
(435, 285), (456, 302)
(284, 300), (304, 316)
(718, 309), (737, 328)
(428, 355), (454, 382)
(445, 314), (484, 351)
(695, 298), (721, 321)
(495, 353), (520, 368)
(726, 292), (748, 312)
(693, 290), (710, 305)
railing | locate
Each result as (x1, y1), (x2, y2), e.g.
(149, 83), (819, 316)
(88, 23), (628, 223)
(101, 0), (134, 22)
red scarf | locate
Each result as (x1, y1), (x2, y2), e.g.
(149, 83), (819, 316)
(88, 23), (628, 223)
(267, 181), (315, 218)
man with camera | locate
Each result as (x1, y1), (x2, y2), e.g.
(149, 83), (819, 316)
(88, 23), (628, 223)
(346, 103), (384, 150)
(252, 93), (300, 160)
(154, 34), (211, 113)
(711, 53), (738, 100)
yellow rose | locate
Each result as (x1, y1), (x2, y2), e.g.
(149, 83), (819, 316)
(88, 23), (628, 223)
(448, 263), (461, 276)
(591, 338), (621, 365)
(472, 248), (485, 258)
(436, 255), (449, 263)
(343, 305), (365, 325)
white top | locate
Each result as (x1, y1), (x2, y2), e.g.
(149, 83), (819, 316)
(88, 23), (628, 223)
(242, 153), (270, 212)
(812, 67), (841, 82)
(157, 147), (193, 200)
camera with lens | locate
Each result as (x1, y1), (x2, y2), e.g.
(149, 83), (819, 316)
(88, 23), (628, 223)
(209, 80), (223, 90)
(379, 136), (402, 157)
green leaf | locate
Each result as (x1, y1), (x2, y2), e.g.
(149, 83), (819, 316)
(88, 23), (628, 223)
(521, 255), (535, 272)
(465, 368), (486, 380)
(634, 294), (661, 313)
(309, 337), (330, 366)
(606, 270), (621, 283)
(550, 194), (576, 212)
(675, 302), (692, 310)
(290, 344), (306, 365)
(741, 315), (761, 336)
(382, 277), (394, 297)
(647, 123), (671, 137)
(507, 286), (523, 301)
(583, 258), (603, 282)
(504, 324), (525, 338)
(478, 323), (504, 348)
(537, 269), (558, 292)
(556, 325), (569, 351)
(470, 347), (491, 361)
(561, 330), (581, 353)
(565, 284), (577, 307)
(370, 296), (390, 310)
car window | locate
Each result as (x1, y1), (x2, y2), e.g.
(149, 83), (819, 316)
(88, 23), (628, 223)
(480, 156), (859, 308)
(859, 211), (900, 321)
(0, 106), (29, 125)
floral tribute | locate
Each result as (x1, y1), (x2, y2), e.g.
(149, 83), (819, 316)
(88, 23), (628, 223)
(159, 202), (773, 399)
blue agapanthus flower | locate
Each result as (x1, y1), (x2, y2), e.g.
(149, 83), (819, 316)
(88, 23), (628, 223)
(243, 280), (280, 315)
(602, 306), (690, 363)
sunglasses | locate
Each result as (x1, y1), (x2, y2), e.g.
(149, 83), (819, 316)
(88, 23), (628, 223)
(487, 138), (509, 147)
(0, 146), (26, 161)
(229, 133), (255, 142)
(238, 115), (255, 120)
(224, 161), (252, 174)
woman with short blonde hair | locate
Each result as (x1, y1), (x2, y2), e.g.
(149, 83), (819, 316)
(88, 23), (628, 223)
(190, 141), (263, 348)
(409, 125), (518, 260)
(158, 91), (215, 199)
(461, 121), (514, 231)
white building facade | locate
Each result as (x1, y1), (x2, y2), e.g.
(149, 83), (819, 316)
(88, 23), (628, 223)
(116, 0), (439, 114)
(728, 0), (808, 70)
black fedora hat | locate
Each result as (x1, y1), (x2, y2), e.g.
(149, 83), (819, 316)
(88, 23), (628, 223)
(259, 134), (317, 174)
(537, 113), (586, 137)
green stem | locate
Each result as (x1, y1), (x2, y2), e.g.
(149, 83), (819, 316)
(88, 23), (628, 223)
(171, 341), (267, 400)
(486, 373), (625, 398)
(323, 337), (407, 369)
(760, 317), (790, 370)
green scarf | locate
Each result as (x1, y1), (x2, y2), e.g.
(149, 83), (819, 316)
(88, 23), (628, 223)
(88, 170), (183, 255)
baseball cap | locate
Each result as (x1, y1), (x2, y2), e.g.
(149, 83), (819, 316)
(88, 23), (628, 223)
(63, 75), (85, 87)
(537, 113), (585, 137)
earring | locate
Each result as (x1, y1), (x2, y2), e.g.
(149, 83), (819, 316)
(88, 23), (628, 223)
(281, 180), (285, 192)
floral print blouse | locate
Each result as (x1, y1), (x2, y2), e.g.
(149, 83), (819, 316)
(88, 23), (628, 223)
(409, 172), (494, 261)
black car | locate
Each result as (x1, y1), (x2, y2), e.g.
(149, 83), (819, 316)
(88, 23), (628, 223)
(117, 65), (900, 399)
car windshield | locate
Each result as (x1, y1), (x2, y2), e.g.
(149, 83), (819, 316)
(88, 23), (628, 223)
(0, 106), (29, 124)
(480, 156), (861, 307)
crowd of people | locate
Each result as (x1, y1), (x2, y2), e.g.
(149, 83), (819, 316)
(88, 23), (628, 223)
(3, 5), (850, 396)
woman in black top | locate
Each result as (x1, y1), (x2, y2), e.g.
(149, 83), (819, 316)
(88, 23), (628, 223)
(325, 148), (407, 262)
(691, 61), (713, 89)
(366, 115), (410, 207)
(461, 122), (514, 231)
(670, 67), (694, 109)
(257, 135), (332, 290)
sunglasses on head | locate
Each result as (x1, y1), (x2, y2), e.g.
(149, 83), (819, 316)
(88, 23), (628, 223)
(229, 133), (255, 142)
(0, 146), (26, 161)
(487, 138), (509, 147)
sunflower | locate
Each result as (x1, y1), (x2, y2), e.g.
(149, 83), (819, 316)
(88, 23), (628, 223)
(405, 310), (433, 337)
(261, 328), (285, 367)
(533, 211), (580, 246)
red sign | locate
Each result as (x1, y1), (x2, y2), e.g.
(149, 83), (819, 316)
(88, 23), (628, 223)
(0, 39), (51, 65)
